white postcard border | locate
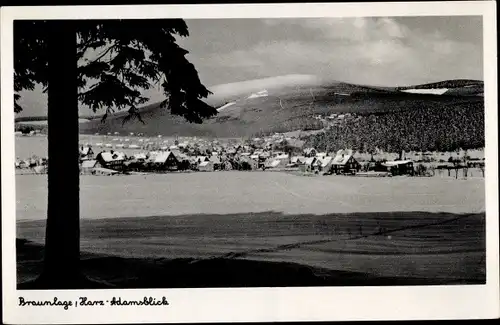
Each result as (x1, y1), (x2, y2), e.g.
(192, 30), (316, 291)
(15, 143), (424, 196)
(1, 2), (498, 323)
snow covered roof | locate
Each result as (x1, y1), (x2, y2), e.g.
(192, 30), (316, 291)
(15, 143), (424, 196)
(276, 154), (289, 160)
(332, 154), (352, 165)
(382, 160), (413, 167)
(291, 156), (305, 164)
(154, 151), (176, 163)
(209, 156), (221, 164)
(81, 159), (97, 168)
(269, 160), (281, 167)
(319, 156), (333, 167)
(99, 151), (125, 162)
(304, 157), (317, 165)
(80, 147), (93, 155)
(199, 161), (211, 167)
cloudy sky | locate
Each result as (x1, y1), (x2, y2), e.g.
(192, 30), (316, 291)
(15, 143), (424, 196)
(17, 16), (483, 117)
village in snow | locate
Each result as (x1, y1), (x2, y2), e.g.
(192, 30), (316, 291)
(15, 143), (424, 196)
(15, 130), (485, 179)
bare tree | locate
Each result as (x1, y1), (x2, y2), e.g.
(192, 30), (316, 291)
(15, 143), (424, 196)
(479, 164), (485, 178)
(462, 149), (470, 179)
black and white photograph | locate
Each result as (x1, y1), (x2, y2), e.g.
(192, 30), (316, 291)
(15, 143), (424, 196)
(1, 2), (499, 323)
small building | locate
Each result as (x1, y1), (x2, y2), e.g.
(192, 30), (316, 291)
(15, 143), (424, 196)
(154, 151), (180, 171)
(331, 151), (360, 174)
(195, 156), (210, 163)
(81, 159), (98, 175)
(95, 151), (125, 170)
(198, 160), (214, 172)
(291, 156), (306, 165)
(467, 159), (485, 168)
(264, 155), (290, 169)
(382, 160), (414, 176)
(133, 153), (148, 161)
(265, 159), (282, 169)
(303, 148), (317, 157)
(209, 155), (223, 170)
(239, 156), (258, 170)
(79, 146), (94, 160)
(318, 156), (334, 172)
(303, 157), (321, 172)
(209, 155), (221, 164)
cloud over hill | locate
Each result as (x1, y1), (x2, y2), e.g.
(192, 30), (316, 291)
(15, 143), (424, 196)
(71, 76), (484, 143)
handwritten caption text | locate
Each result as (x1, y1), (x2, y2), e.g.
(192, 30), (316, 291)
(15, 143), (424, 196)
(19, 297), (169, 310)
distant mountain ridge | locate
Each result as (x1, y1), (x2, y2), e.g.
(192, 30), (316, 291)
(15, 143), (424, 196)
(16, 76), (484, 144)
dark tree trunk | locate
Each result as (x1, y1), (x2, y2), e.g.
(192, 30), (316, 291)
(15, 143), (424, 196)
(19, 21), (111, 290)
(20, 21), (81, 289)
(44, 21), (80, 288)
(18, 21), (98, 290)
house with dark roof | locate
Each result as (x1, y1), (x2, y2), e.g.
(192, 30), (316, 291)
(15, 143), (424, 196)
(239, 155), (258, 170)
(302, 157), (321, 172)
(79, 146), (94, 161)
(154, 151), (180, 171)
(195, 156), (210, 163)
(382, 160), (414, 176)
(95, 151), (126, 170)
(331, 150), (360, 174)
(303, 147), (317, 158)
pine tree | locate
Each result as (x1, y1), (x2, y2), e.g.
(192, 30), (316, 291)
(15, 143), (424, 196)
(15, 19), (216, 289)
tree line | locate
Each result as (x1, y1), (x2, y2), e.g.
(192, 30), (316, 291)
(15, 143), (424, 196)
(305, 100), (484, 153)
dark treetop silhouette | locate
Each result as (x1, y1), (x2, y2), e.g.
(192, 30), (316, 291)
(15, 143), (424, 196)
(14, 19), (217, 289)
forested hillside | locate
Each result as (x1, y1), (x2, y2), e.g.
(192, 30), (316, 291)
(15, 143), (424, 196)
(305, 99), (484, 153)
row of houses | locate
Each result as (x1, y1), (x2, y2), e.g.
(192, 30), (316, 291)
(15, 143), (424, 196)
(78, 148), (374, 176)
(80, 149), (221, 175)
(20, 142), (465, 178)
